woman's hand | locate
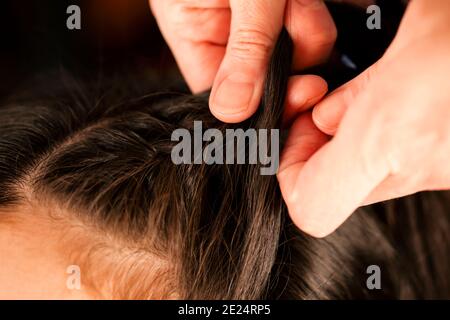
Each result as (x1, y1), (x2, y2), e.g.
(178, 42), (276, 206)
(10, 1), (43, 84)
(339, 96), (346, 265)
(278, 0), (450, 237)
(150, 0), (337, 123)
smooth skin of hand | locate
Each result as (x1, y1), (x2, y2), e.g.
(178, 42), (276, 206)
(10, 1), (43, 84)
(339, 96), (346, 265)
(278, 0), (450, 237)
(150, 0), (337, 123)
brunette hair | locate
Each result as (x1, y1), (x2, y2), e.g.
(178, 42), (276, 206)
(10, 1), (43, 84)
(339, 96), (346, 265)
(0, 29), (449, 299)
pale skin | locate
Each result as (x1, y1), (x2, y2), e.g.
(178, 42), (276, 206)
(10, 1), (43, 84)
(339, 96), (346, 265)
(1, 1), (338, 296)
(279, 0), (450, 236)
(149, 0), (339, 122)
(4, 0), (448, 298)
(0, 204), (171, 299)
(0, 207), (95, 299)
(152, 0), (450, 237)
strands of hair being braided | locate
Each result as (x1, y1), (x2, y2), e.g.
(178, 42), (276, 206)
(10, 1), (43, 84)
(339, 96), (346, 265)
(0, 27), (449, 299)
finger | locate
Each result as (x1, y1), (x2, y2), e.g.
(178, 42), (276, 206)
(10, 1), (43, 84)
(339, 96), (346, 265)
(312, 63), (379, 135)
(170, 0), (230, 9)
(363, 180), (414, 206)
(170, 41), (226, 93)
(281, 104), (391, 237)
(278, 112), (330, 197)
(285, 0), (337, 70)
(169, 7), (230, 45)
(282, 75), (328, 127)
(327, 0), (375, 8)
(209, 0), (286, 123)
(150, 0), (230, 92)
(362, 172), (422, 206)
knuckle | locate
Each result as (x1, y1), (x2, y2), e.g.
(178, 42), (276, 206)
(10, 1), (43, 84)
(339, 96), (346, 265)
(359, 128), (403, 186)
(166, 3), (200, 38)
(342, 85), (359, 107)
(358, 131), (390, 184)
(228, 25), (275, 61)
(359, 147), (381, 184)
(171, 5), (192, 29)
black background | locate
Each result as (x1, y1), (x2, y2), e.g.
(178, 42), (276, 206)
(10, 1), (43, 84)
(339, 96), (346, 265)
(0, 0), (406, 102)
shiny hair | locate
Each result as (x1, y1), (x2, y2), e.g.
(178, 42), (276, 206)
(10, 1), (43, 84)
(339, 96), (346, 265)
(0, 29), (449, 299)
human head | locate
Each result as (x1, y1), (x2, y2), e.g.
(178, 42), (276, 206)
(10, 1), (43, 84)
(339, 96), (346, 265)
(0, 29), (449, 299)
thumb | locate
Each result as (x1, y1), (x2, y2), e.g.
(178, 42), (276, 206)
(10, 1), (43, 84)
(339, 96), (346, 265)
(209, 0), (286, 123)
(280, 100), (391, 237)
(312, 62), (380, 135)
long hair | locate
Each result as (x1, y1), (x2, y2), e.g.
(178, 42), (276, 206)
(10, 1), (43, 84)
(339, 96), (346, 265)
(0, 28), (449, 299)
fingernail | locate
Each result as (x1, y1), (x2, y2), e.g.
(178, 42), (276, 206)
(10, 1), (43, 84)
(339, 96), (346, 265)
(212, 73), (254, 115)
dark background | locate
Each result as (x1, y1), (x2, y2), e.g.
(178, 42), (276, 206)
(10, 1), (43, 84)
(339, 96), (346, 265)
(0, 0), (406, 102)
(0, 0), (180, 101)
